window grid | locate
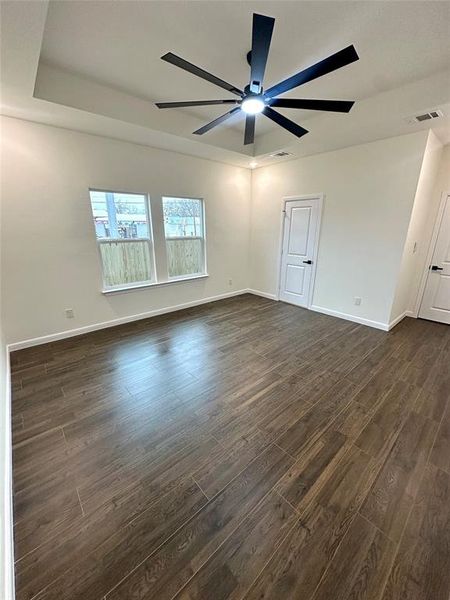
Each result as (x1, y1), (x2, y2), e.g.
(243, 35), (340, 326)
(162, 197), (206, 279)
(89, 189), (155, 290)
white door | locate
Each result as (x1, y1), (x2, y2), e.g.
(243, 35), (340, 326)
(419, 193), (450, 324)
(279, 197), (321, 308)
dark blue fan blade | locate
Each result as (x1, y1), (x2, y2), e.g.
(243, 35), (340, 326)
(266, 45), (359, 98)
(244, 114), (256, 145)
(270, 98), (354, 112)
(193, 107), (241, 135)
(263, 107), (308, 138)
(156, 100), (239, 108)
(250, 14), (275, 93)
(161, 53), (243, 96)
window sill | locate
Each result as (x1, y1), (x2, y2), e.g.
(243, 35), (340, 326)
(102, 274), (209, 295)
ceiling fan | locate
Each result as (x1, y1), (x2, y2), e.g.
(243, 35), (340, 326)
(155, 13), (359, 145)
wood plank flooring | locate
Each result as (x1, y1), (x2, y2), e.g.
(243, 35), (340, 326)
(10, 294), (450, 600)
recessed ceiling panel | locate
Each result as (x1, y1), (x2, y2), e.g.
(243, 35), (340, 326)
(39, 1), (450, 143)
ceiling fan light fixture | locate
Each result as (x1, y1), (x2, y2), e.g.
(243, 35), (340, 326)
(241, 96), (265, 115)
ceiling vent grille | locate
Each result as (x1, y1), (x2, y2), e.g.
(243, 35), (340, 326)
(270, 151), (293, 158)
(406, 109), (443, 124)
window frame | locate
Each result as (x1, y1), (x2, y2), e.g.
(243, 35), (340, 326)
(162, 195), (207, 280)
(89, 188), (156, 291)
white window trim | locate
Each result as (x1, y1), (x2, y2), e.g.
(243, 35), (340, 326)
(101, 273), (209, 294)
(165, 236), (203, 240)
(162, 196), (207, 279)
(89, 188), (156, 290)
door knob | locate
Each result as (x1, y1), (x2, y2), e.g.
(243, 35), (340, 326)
(431, 265), (443, 271)
(303, 260), (312, 264)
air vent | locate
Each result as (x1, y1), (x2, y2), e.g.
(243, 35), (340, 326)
(270, 151), (293, 158)
(405, 109), (443, 124)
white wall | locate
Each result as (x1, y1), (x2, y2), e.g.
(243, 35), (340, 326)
(390, 132), (444, 321)
(0, 117), (14, 600)
(0, 323), (13, 600)
(1, 117), (251, 345)
(411, 144), (450, 316)
(250, 131), (429, 328)
(1, 117), (444, 345)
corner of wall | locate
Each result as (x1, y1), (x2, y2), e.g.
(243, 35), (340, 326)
(0, 340), (14, 600)
(1, 118), (15, 595)
(0, 212), (15, 599)
(246, 167), (255, 291)
(389, 130), (444, 322)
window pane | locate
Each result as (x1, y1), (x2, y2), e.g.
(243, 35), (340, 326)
(167, 238), (203, 278)
(162, 197), (205, 278)
(162, 197), (203, 238)
(99, 241), (152, 287)
(90, 191), (149, 239)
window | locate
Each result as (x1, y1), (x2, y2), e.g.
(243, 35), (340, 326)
(89, 190), (154, 289)
(89, 191), (206, 291)
(162, 197), (206, 278)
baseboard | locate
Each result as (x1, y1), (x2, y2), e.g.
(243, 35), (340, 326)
(247, 289), (279, 301)
(387, 311), (416, 331)
(8, 289), (415, 351)
(310, 304), (390, 331)
(7, 289), (249, 352)
(1, 349), (15, 600)
(388, 311), (407, 330)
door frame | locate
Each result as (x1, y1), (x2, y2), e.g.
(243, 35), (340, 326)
(276, 193), (324, 307)
(415, 191), (450, 317)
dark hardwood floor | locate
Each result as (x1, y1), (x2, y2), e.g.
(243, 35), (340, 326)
(10, 294), (450, 600)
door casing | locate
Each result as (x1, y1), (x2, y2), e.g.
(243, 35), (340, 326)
(276, 194), (324, 308)
(416, 191), (450, 321)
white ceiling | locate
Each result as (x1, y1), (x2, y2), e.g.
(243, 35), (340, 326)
(1, 0), (450, 167)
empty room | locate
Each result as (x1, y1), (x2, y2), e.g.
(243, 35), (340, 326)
(1, 1), (450, 599)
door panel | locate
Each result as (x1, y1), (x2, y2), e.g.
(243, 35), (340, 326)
(279, 197), (321, 308)
(288, 208), (311, 255)
(419, 194), (450, 324)
(285, 264), (305, 295)
(433, 276), (450, 310)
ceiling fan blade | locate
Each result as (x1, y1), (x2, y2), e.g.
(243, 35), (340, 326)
(161, 53), (243, 97)
(193, 107), (241, 135)
(270, 98), (354, 113)
(265, 45), (359, 98)
(156, 100), (239, 109)
(263, 107), (308, 138)
(244, 115), (256, 145)
(250, 13), (275, 93)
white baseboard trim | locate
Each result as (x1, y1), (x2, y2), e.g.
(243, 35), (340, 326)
(1, 349), (15, 600)
(388, 311), (407, 330)
(387, 310), (416, 331)
(310, 304), (390, 331)
(8, 290), (417, 351)
(7, 289), (249, 352)
(247, 289), (279, 301)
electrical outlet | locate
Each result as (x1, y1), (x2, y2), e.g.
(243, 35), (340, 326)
(65, 308), (75, 319)
(354, 297), (362, 306)
(228, 278), (233, 286)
